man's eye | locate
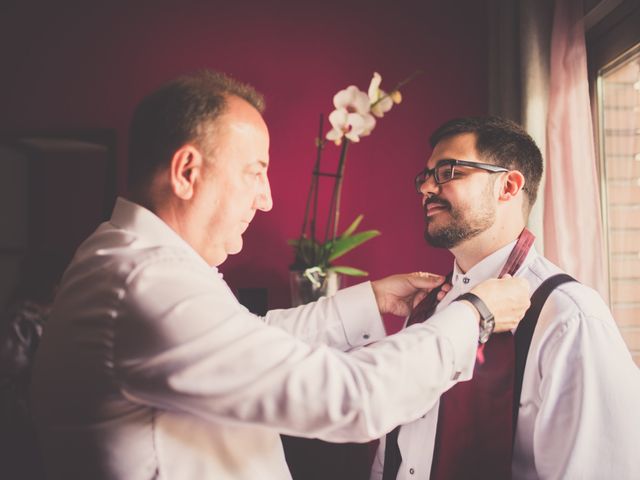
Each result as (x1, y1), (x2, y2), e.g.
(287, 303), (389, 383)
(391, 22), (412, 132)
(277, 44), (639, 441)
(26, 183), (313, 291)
(438, 168), (453, 180)
(448, 168), (465, 179)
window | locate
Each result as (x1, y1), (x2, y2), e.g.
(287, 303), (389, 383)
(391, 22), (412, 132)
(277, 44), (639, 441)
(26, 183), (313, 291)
(588, 0), (640, 366)
(597, 46), (640, 366)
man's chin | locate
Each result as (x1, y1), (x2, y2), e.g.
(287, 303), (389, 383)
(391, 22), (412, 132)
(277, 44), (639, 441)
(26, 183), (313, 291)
(225, 235), (245, 255)
(207, 240), (243, 267)
(424, 226), (457, 249)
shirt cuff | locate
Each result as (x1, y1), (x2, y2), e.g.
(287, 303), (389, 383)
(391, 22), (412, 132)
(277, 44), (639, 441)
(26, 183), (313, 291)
(332, 281), (385, 347)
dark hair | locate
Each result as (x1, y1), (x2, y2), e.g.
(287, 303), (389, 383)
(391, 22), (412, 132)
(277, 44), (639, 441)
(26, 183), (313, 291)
(429, 116), (543, 209)
(127, 70), (265, 192)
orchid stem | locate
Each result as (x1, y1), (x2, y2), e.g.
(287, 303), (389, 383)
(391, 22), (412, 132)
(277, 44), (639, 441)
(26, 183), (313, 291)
(300, 114), (324, 244)
(370, 69), (423, 109)
(324, 139), (349, 246)
(394, 69), (423, 90)
(311, 115), (324, 243)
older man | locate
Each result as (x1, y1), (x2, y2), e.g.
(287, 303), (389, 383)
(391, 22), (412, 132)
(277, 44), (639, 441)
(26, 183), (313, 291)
(371, 117), (640, 480)
(30, 73), (529, 480)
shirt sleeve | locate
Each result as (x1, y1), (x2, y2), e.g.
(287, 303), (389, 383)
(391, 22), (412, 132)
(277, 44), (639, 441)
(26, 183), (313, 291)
(114, 257), (479, 443)
(264, 281), (386, 350)
(515, 289), (640, 479)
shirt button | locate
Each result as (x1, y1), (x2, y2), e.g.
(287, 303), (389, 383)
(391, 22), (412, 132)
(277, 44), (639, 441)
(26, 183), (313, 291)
(409, 467), (415, 475)
(463, 277), (470, 284)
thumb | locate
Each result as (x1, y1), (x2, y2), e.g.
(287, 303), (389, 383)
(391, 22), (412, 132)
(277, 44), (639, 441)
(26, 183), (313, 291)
(408, 272), (445, 289)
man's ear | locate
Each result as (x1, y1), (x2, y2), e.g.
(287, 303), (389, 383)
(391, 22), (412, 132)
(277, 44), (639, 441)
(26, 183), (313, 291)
(169, 145), (204, 200)
(498, 170), (525, 202)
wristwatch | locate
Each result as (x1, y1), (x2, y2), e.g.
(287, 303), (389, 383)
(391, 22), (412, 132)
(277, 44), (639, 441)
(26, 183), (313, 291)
(456, 292), (495, 344)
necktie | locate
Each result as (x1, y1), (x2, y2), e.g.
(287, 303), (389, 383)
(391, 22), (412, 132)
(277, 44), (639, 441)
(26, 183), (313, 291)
(382, 229), (535, 480)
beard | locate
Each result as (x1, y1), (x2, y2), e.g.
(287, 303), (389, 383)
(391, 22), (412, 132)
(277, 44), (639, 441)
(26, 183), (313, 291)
(423, 186), (496, 249)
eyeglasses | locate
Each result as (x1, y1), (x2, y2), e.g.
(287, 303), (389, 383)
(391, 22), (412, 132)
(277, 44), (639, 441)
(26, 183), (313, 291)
(414, 159), (509, 193)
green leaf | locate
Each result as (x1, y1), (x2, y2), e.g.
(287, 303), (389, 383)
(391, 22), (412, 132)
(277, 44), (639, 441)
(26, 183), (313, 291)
(328, 230), (381, 261)
(289, 214), (381, 272)
(340, 214), (364, 238)
(330, 265), (369, 276)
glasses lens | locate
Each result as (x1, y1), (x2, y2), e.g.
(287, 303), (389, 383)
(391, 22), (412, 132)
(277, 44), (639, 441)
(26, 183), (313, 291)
(435, 164), (454, 183)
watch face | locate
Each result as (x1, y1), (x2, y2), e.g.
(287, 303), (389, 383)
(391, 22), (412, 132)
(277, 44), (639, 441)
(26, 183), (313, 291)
(478, 318), (495, 344)
(479, 328), (491, 344)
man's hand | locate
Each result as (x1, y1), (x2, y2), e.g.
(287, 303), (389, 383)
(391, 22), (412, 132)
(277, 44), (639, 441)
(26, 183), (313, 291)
(371, 272), (445, 317)
(469, 275), (530, 333)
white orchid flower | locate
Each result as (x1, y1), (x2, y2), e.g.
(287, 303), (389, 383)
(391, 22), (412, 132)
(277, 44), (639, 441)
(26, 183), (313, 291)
(368, 72), (401, 118)
(334, 85), (370, 114)
(325, 85), (376, 145)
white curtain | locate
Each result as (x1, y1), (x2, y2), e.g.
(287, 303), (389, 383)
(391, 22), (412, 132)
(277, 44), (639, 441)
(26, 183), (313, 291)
(544, 0), (607, 299)
(488, 0), (608, 300)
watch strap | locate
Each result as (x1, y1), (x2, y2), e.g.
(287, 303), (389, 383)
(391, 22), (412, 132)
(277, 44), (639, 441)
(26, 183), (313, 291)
(456, 292), (493, 321)
(456, 292), (495, 343)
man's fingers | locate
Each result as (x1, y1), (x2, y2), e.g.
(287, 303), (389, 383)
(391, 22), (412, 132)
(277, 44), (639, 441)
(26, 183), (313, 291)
(436, 283), (451, 301)
(470, 277), (530, 333)
(412, 290), (428, 308)
(372, 272), (446, 317)
(408, 271), (445, 289)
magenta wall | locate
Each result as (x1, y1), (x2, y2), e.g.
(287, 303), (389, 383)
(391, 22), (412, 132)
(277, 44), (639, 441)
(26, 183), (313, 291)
(0, 0), (488, 317)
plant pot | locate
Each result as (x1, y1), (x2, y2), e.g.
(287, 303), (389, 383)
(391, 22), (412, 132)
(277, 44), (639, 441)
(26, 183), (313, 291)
(289, 269), (342, 307)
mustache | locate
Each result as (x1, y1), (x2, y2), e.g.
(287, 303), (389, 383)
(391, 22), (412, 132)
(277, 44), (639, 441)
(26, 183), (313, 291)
(423, 197), (451, 212)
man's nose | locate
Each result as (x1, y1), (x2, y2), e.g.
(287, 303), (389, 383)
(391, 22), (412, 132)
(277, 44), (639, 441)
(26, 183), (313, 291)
(419, 172), (440, 198)
(255, 177), (273, 212)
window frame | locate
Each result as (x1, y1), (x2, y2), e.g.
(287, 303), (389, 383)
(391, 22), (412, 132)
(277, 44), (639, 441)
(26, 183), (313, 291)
(586, 0), (640, 301)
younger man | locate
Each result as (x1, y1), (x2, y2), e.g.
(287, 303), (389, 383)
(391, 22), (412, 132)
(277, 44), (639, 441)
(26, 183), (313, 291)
(371, 117), (640, 480)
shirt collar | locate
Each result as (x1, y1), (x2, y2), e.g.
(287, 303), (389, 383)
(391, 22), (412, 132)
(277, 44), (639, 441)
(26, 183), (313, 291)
(451, 239), (537, 290)
(109, 197), (216, 272)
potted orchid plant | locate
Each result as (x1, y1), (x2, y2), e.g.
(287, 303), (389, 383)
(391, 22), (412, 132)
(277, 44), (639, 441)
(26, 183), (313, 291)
(289, 72), (415, 305)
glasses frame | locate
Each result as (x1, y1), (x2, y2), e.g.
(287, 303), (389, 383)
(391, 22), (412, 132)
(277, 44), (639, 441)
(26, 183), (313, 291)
(414, 159), (509, 193)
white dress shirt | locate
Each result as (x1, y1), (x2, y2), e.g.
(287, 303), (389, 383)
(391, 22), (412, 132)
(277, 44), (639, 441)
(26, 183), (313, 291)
(31, 197), (482, 480)
(371, 241), (640, 480)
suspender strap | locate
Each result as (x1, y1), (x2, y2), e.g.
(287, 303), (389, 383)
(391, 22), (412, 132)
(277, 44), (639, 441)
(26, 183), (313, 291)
(512, 273), (576, 437)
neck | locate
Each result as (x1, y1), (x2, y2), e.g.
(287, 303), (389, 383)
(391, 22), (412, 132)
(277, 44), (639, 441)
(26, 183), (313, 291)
(451, 218), (525, 273)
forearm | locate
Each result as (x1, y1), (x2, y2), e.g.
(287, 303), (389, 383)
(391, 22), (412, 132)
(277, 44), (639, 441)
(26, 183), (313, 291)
(118, 298), (477, 443)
